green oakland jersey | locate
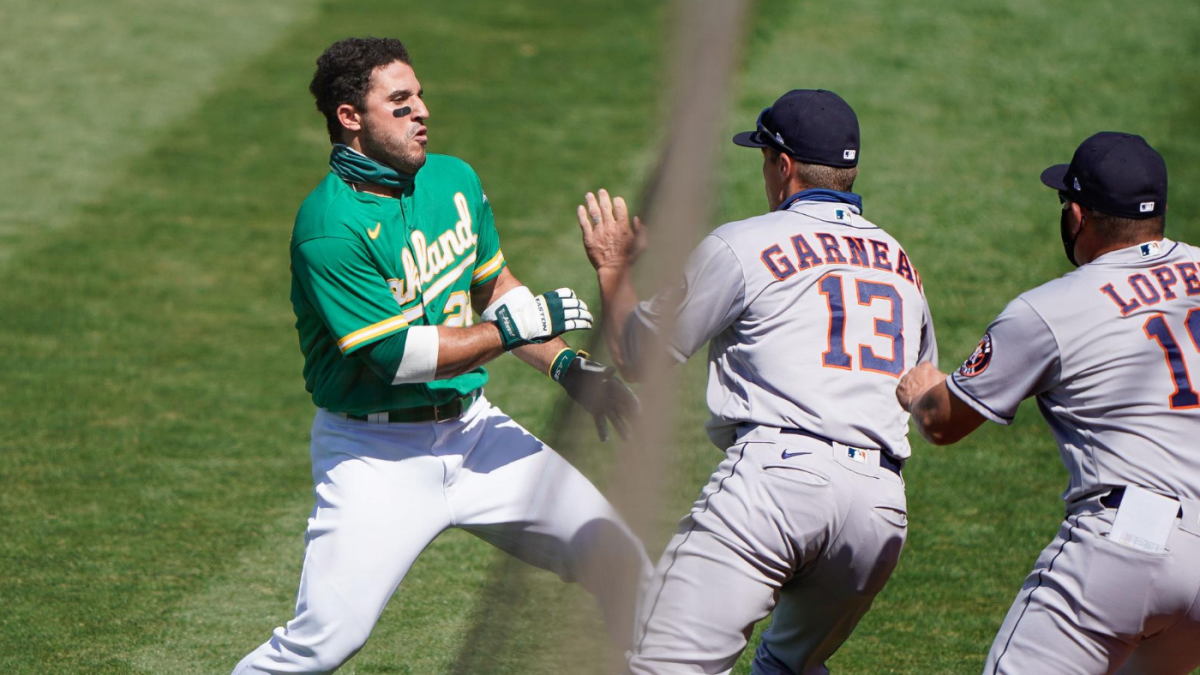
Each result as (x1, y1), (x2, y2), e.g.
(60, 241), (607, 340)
(289, 154), (506, 415)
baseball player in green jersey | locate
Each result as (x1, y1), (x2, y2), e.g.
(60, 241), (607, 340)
(231, 37), (649, 674)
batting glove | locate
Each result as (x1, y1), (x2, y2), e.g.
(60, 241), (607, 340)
(493, 288), (593, 351)
(554, 353), (641, 442)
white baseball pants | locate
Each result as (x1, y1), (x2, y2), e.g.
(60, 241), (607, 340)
(628, 427), (909, 675)
(232, 396), (650, 674)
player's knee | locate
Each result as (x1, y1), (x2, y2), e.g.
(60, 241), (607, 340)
(569, 518), (648, 576)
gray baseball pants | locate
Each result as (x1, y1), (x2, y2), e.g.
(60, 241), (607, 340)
(628, 426), (908, 675)
(984, 495), (1200, 675)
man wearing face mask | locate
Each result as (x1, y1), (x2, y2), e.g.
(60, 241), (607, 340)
(898, 132), (1200, 674)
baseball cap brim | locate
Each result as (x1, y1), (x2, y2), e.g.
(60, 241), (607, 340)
(733, 130), (766, 148)
(1040, 164), (1070, 191)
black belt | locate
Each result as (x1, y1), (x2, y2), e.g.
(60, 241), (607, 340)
(779, 428), (904, 476)
(1100, 486), (1184, 518)
(345, 390), (480, 424)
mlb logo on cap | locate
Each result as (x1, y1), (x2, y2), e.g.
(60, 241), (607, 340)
(732, 89), (861, 168)
(1140, 201), (1155, 213)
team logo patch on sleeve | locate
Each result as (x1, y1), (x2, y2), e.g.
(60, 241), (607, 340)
(959, 333), (993, 377)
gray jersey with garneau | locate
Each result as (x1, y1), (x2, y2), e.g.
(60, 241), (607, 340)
(950, 239), (1200, 503)
(624, 199), (938, 456)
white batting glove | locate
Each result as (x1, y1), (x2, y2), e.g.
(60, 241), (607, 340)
(493, 288), (593, 350)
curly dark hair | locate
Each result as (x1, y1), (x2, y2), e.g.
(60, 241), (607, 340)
(310, 37), (411, 144)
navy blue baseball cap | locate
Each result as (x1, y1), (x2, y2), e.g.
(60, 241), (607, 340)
(733, 89), (860, 168)
(1040, 132), (1167, 219)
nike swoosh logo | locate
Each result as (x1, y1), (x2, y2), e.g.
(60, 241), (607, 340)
(781, 450), (808, 460)
(367, 222), (382, 240)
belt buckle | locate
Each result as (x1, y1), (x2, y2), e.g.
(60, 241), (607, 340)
(432, 403), (451, 423)
(432, 398), (461, 423)
(435, 390), (478, 423)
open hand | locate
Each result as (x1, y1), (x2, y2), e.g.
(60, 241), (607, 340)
(577, 189), (645, 272)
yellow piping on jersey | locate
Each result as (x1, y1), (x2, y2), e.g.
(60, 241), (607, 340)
(472, 250), (505, 285)
(337, 314), (409, 353)
(400, 305), (424, 324)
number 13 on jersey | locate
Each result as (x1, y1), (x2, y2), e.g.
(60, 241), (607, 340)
(818, 273), (905, 377)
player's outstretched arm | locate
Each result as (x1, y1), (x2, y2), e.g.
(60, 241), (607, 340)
(470, 267), (639, 441)
(470, 268), (580, 375)
(576, 189), (645, 378)
(360, 278), (591, 384)
(897, 363), (986, 445)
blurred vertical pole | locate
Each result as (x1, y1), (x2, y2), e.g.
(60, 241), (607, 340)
(602, 0), (752, 665)
(448, 2), (751, 673)
(611, 0), (751, 543)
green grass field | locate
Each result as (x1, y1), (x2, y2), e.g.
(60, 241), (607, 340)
(1, 0), (1198, 673)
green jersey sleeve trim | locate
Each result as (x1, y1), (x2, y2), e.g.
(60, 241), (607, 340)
(471, 250), (506, 287)
(293, 235), (413, 356)
(338, 313), (409, 353)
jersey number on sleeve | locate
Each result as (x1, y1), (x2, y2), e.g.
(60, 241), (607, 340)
(818, 273), (905, 377)
(1143, 309), (1200, 409)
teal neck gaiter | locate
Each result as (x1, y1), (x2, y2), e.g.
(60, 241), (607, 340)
(329, 143), (414, 189)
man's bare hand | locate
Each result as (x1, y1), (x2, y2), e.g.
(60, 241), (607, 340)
(577, 189), (643, 272)
(896, 362), (946, 413)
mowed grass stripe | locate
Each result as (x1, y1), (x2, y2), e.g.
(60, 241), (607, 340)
(0, 1), (667, 673)
(0, 0), (323, 262)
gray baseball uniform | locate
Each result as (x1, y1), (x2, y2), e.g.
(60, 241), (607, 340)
(622, 192), (938, 675)
(949, 238), (1200, 674)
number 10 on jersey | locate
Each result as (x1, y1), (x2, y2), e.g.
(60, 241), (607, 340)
(818, 273), (905, 377)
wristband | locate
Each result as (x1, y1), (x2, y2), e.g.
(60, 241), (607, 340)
(548, 348), (578, 382)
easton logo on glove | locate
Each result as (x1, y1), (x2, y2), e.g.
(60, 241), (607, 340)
(493, 288), (593, 351)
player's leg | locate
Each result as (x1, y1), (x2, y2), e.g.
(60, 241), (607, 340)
(982, 510), (1141, 675)
(628, 443), (783, 675)
(751, 455), (907, 675)
(629, 438), (859, 675)
(447, 397), (652, 651)
(232, 411), (453, 675)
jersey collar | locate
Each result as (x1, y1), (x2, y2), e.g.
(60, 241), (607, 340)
(778, 188), (863, 214)
(1087, 238), (1176, 266)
